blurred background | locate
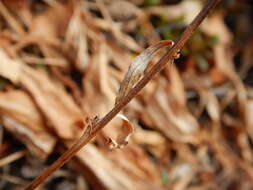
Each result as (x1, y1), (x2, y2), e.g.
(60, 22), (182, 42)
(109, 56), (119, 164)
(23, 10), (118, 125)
(0, 0), (253, 189)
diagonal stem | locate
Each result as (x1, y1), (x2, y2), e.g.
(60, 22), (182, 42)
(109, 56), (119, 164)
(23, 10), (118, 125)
(24, 0), (220, 189)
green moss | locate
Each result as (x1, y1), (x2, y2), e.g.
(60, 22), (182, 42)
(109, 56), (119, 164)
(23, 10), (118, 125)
(206, 35), (220, 46)
(194, 54), (209, 72)
(161, 170), (169, 185)
(143, 0), (160, 7)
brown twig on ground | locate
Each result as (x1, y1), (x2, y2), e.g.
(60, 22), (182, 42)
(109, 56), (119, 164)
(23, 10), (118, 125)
(24, 0), (220, 189)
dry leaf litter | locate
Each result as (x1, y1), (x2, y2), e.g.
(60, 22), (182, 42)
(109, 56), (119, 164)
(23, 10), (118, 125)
(0, 0), (252, 189)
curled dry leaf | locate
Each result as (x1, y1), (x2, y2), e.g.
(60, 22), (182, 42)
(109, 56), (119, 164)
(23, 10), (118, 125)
(115, 40), (174, 105)
(108, 114), (134, 149)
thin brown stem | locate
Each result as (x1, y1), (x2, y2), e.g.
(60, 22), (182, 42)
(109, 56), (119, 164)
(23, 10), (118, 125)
(24, 0), (220, 189)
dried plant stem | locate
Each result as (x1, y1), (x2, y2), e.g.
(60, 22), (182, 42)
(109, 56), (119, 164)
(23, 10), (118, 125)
(24, 0), (220, 189)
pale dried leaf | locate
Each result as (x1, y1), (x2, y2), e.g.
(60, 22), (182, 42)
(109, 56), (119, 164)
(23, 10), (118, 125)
(90, 17), (142, 52)
(247, 101), (253, 139)
(0, 90), (56, 158)
(65, 3), (89, 71)
(140, 77), (199, 143)
(3, 116), (55, 160)
(202, 12), (232, 44)
(170, 163), (193, 180)
(20, 67), (83, 139)
(13, 1), (73, 48)
(238, 132), (253, 163)
(206, 91), (220, 122)
(73, 144), (162, 190)
(0, 1), (25, 35)
(108, 0), (142, 21)
(0, 50), (84, 139)
(0, 49), (22, 83)
(133, 126), (166, 157)
(0, 90), (44, 132)
(83, 43), (116, 116)
(29, 2), (72, 39)
(167, 64), (186, 106)
(21, 55), (68, 67)
(2, 0), (32, 27)
(145, 0), (202, 25)
(115, 40), (174, 105)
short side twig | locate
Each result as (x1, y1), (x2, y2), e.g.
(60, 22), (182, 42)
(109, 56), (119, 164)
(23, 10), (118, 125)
(24, 0), (220, 189)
